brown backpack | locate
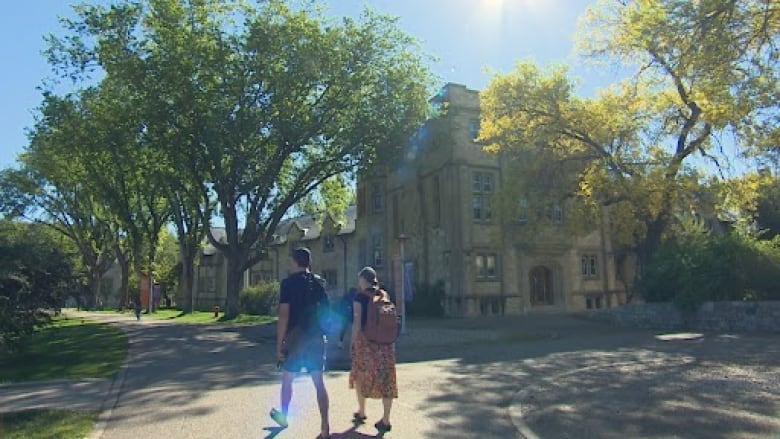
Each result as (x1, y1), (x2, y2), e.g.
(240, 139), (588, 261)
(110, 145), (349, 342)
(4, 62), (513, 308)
(362, 288), (400, 345)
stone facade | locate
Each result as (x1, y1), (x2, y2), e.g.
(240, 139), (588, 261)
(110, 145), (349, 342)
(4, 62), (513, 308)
(589, 301), (780, 333)
(355, 83), (626, 316)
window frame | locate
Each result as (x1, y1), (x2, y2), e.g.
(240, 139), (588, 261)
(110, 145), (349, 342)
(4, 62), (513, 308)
(372, 234), (384, 268)
(472, 171), (495, 222)
(469, 119), (480, 141)
(323, 234), (335, 253)
(371, 183), (384, 213)
(475, 252), (500, 281)
(581, 254), (599, 279)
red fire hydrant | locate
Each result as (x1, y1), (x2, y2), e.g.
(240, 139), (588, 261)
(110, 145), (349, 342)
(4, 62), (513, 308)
(213, 305), (220, 318)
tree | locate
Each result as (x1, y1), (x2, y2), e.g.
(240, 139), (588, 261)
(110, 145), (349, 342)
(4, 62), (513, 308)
(16, 86), (170, 309)
(46, 0), (434, 318)
(755, 174), (780, 239)
(480, 0), (779, 286)
(0, 144), (115, 309)
(0, 221), (79, 351)
(295, 174), (356, 222)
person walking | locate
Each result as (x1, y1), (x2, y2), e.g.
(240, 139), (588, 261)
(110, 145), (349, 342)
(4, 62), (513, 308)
(270, 247), (331, 439)
(338, 287), (357, 349)
(350, 267), (398, 433)
(133, 300), (142, 321)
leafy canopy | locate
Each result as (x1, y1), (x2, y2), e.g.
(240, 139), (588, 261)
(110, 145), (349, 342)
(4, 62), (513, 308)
(481, 0), (779, 259)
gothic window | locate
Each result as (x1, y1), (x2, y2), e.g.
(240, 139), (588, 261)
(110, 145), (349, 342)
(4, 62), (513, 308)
(323, 234), (335, 253)
(475, 253), (499, 280)
(372, 183), (383, 213)
(472, 171), (494, 221)
(372, 234), (383, 268)
(581, 255), (598, 278)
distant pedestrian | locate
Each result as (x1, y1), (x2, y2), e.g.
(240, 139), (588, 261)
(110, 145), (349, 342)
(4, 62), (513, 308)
(134, 300), (142, 321)
(338, 288), (358, 349)
(270, 247), (331, 439)
(350, 267), (398, 433)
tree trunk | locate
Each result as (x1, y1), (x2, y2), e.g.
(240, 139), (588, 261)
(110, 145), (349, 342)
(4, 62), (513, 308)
(179, 249), (196, 313)
(116, 249), (130, 309)
(91, 269), (102, 310)
(224, 263), (243, 319)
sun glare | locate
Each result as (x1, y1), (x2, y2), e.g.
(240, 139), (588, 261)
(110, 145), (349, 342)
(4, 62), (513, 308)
(480, 0), (554, 15)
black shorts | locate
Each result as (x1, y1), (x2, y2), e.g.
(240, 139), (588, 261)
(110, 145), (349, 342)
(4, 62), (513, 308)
(283, 336), (326, 373)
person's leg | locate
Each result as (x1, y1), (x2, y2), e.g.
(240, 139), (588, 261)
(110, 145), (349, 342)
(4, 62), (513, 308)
(381, 397), (392, 425)
(280, 371), (293, 416)
(270, 371), (293, 428)
(354, 382), (367, 417)
(310, 372), (330, 438)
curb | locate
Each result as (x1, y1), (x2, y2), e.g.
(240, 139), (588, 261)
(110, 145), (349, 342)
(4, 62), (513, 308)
(89, 321), (134, 439)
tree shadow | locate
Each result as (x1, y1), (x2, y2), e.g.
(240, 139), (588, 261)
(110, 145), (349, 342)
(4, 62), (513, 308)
(409, 316), (780, 439)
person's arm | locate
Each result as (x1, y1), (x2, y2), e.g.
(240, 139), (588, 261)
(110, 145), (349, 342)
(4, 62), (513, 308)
(277, 280), (290, 361)
(277, 303), (289, 361)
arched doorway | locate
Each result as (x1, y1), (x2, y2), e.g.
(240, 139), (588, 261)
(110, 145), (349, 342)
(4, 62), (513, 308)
(530, 266), (554, 306)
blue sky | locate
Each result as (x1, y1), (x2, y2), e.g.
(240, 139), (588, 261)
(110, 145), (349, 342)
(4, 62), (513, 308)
(0, 0), (624, 170)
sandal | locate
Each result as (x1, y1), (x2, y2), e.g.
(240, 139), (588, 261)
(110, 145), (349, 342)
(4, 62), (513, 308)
(352, 412), (367, 423)
(315, 435), (331, 439)
(375, 420), (392, 432)
(269, 408), (288, 428)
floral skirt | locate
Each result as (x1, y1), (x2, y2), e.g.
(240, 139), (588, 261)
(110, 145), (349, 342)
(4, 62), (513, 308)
(349, 332), (398, 399)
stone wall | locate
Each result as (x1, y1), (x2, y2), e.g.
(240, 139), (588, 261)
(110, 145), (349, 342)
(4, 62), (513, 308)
(588, 301), (780, 333)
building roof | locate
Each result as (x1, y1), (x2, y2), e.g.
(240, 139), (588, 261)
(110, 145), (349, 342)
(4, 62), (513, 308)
(204, 205), (357, 253)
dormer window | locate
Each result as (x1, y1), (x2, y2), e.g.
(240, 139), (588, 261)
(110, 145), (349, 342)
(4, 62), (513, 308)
(323, 234), (335, 253)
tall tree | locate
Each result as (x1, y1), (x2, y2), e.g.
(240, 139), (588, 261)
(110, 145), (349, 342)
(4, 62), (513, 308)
(481, 0), (779, 286)
(0, 103), (118, 308)
(47, 0), (433, 318)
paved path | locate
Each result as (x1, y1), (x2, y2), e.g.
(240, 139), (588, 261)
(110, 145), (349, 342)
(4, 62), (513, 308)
(2, 311), (779, 438)
(0, 379), (112, 413)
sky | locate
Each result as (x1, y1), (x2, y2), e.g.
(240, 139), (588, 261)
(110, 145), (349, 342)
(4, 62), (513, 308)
(0, 0), (626, 170)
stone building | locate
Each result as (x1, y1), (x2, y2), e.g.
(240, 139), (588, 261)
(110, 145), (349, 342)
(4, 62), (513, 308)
(354, 83), (626, 316)
(188, 83), (626, 315)
(192, 206), (358, 309)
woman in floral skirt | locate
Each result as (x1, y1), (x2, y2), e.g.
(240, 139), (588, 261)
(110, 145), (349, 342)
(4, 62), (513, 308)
(349, 266), (398, 433)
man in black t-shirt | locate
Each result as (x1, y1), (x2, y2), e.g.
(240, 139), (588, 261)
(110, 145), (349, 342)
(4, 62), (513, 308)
(270, 247), (330, 439)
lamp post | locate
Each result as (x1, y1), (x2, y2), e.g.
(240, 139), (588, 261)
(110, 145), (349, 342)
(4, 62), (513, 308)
(397, 234), (408, 334)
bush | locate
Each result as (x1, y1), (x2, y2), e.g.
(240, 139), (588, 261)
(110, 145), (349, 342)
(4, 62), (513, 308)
(407, 280), (446, 318)
(640, 232), (780, 311)
(239, 281), (280, 316)
(0, 222), (77, 351)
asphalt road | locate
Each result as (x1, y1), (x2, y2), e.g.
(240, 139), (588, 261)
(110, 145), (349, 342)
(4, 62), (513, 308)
(9, 312), (780, 439)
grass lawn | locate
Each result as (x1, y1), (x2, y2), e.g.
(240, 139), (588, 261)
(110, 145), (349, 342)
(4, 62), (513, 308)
(117, 308), (276, 325)
(0, 409), (98, 439)
(0, 317), (127, 383)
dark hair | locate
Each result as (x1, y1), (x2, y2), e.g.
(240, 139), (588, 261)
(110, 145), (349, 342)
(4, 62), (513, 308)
(292, 247), (312, 268)
(358, 266), (379, 287)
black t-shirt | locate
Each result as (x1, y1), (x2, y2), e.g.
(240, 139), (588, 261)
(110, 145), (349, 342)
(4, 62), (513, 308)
(280, 271), (328, 336)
